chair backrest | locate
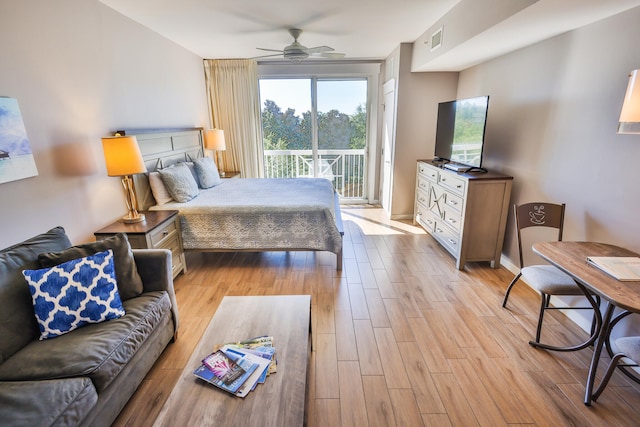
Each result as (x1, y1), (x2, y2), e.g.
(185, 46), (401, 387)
(513, 202), (566, 268)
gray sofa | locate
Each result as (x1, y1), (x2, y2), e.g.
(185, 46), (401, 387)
(0, 227), (179, 427)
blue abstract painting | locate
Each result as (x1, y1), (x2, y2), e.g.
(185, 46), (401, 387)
(0, 97), (38, 184)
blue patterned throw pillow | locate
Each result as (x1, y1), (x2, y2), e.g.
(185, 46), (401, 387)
(22, 249), (125, 340)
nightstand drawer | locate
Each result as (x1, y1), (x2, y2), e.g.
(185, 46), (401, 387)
(150, 220), (178, 247)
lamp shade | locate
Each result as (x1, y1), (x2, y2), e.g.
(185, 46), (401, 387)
(204, 129), (226, 151)
(618, 69), (640, 134)
(101, 135), (147, 176)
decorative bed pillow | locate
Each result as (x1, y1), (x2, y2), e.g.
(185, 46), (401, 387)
(158, 163), (199, 202)
(22, 250), (125, 340)
(38, 233), (143, 300)
(193, 156), (222, 189)
(183, 161), (199, 183)
(148, 172), (174, 205)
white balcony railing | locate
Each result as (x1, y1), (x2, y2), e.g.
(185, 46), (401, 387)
(263, 149), (366, 199)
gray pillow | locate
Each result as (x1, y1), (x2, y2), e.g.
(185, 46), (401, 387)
(158, 163), (199, 202)
(38, 233), (143, 300)
(194, 156), (222, 189)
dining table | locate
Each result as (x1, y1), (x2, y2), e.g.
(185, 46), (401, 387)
(532, 241), (640, 405)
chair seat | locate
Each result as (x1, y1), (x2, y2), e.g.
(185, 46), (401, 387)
(521, 265), (583, 295)
(616, 337), (640, 363)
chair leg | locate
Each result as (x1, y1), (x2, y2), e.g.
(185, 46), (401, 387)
(533, 293), (549, 344)
(502, 272), (522, 308)
(592, 353), (627, 402)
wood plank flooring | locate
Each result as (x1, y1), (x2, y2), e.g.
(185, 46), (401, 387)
(113, 206), (640, 427)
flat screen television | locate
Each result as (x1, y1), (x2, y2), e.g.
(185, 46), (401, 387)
(434, 95), (489, 170)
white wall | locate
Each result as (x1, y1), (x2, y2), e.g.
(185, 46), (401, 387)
(456, 6), (640, 334)
(386, 44), (458, 219)
(0, 0), (208, 247)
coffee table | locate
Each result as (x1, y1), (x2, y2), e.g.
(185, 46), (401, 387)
(153, 295), (311, 426)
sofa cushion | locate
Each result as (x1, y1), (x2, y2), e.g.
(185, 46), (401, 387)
(23, 250), (125, 340)
(0, 291), (171, 392)
(0, 378), (97, 427)
(38, 233), (143, 300)
(0, 227), (72, 364)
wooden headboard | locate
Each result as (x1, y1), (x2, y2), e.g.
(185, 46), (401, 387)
(123, 128), (204, 211)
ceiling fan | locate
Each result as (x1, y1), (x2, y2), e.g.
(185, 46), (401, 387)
(254, 28), (345, 61)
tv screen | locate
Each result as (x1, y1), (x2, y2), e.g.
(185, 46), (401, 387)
(434, 95), (489, 168)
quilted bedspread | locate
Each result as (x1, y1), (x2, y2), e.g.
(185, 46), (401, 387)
(149, 178), (343, 254)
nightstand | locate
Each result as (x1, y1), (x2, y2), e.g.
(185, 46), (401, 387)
(220, 171), (240, 179)
(94, 210), (186, 278)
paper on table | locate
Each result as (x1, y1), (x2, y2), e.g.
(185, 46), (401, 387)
(586, 256), (640, 281)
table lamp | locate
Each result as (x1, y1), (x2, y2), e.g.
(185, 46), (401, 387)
(204, 128), (226, 176)
(101, 135), (147, 223)
(618, 68), (640, 134)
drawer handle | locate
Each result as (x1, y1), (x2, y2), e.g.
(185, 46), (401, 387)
(456, 184), (462, 189)
(447, 218), (456, 225)
(450, 200), (458, 206)
(448, 239), (457, 245)
(436, 228), (443, 233)
(163, 231), (169, 236)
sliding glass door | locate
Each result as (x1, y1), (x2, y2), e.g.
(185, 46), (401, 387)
(259, 77), (368, 200)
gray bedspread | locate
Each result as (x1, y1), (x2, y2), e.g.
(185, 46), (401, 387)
(149, 178), (343, 254)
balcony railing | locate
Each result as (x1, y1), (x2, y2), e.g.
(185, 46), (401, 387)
(263, 149), (366, 199)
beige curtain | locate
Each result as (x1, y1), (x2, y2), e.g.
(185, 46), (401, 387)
(204, 59), (264, 178)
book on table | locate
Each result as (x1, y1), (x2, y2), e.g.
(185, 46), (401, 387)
(586, 256), (640, 281)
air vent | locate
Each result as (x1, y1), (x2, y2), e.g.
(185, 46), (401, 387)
(431, 26), (443, 51)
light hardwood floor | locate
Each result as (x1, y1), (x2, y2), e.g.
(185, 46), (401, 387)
(113, 206), (640, 427)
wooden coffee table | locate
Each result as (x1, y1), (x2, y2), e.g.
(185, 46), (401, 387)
(153, 295), (311, 426)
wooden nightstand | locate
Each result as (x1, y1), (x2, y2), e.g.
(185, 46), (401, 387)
(94, 210), (186, 278)
(220, 171), (240, 179)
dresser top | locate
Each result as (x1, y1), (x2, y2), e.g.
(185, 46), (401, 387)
(418, 159), (513, 181)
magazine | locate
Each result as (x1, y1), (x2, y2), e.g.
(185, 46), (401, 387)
(586, 256), (640, 281)
(221, 346), (272, 397)
(193, 350), (260, 395)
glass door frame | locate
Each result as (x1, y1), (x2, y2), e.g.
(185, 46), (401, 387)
(258, 61), (382, 203)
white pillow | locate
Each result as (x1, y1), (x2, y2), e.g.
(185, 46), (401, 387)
(148, 172), (173, 205)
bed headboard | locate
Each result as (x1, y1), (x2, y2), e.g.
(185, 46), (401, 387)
(123, 128), (204, 211)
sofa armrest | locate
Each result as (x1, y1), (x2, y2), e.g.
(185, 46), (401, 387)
(132, 249), (179, 335)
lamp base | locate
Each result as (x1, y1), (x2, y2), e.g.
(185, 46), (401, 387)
(122, 212), (146, 223)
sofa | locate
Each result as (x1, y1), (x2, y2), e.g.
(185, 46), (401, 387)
(0, 226), (179, 427)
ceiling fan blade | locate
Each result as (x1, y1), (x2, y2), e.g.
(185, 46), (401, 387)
(307, 46), (334, 54)
(251, 53), (285, 59)
(322, 52), (346, 59)
(256, 48), (284, 53)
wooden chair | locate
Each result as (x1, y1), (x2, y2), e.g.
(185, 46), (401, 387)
(502, 202), (600, 351)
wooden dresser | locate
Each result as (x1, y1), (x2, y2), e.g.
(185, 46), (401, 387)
(414, 160), (513, 270)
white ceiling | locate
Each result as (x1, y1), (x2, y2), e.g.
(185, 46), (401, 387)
(99, 0), (640, 71)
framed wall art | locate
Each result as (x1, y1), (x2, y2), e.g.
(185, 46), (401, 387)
(0, 96), (38, 184)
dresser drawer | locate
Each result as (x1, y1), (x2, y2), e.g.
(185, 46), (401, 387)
(445, 192), (463, 213)
(442, 204), (462, 232)
(438, 173), (466, 196)
(150, 220), (178, 247)
(433, 221), (460, 256)
(418, 162), (438, 182)
(416, 176), (430, 193)
(416, 210), (437, 233)
(416, 188), (429, 208)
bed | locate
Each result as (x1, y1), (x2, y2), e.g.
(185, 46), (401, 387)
(129, 128), (344, 270)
